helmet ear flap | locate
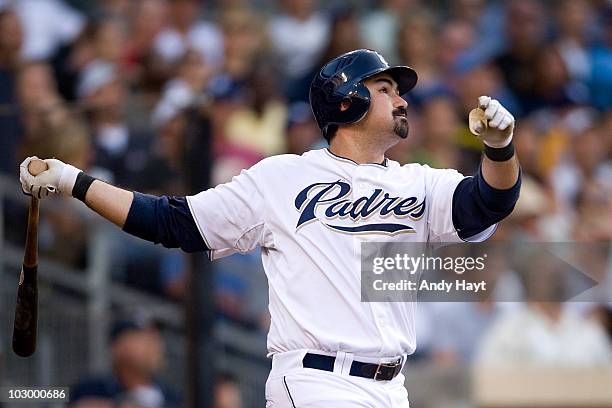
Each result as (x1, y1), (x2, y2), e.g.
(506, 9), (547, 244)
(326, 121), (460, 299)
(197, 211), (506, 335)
(328, 83), (371, 128)
(340, 81), (371, 122)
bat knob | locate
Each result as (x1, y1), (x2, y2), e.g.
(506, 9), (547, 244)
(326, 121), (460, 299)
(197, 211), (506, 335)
(27, 159), (48, 177)
(469, 108), (488, 136)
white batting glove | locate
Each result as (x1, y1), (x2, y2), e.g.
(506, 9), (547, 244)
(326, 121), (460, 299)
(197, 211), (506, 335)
(468, 96), (515, 148)
(19, 157), (82, 199)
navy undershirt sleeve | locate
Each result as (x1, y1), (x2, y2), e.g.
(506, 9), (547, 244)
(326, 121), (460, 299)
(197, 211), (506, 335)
(122, 192), (208, 253)
(452, 166), (521, 240)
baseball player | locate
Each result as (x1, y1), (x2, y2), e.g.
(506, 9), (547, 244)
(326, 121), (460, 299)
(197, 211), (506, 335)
(20, 49), (520, 407)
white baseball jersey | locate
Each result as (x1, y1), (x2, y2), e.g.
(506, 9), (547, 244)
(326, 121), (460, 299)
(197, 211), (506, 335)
(186, 148), (495, 358)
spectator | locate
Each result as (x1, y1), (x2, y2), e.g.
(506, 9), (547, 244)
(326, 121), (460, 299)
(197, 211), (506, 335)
(70, 316), (181, 408)
(477, 255), (612, 366)
(0, 8), (22, 71)
(153, 0), (223, 70)
(16, 61), (68, 142)
(554, 0), (593, 105)
(493, 0), (548, 115)
(396, 10), (444, 98)
(512, 119), (543, 179)
(437, 19), (476, 76)
(360, 0), (422, 65)
(430, 302), (500, 365)
(449, 0), (506, 68)
(317, 8), (362, 66)
(92, 17), (128, 67)
(216, 7), (267, 92)
(268, 0), (329, 82)
(285, 101), (323, 155)
(215, 373), (243, 408)
(150, 49), (213, 192)
(77, 60), (154, 188)
(11, 0), (84, 60)
(498, 175), (554, 241)
(526, 47), (574, 113)
(218, 58), (287, 173)
(50, 21), (98, 102)
(288, 7), (363, 102)
(123, 0), (169, 84)
(573, 179), (612, 242)
(94, 0), (131, 17)
(477, 301), (612, 366)
(213, 249), (270, 331)
(551, 125), (610, 211)
(589, 7), (612, 110)
(406, 94), (464, 170)
(0, 9), (23, 174)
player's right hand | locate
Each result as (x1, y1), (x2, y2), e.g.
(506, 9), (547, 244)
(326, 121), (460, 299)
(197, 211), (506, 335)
(469, 96), (515, 148)
(19, 157), (81, 199)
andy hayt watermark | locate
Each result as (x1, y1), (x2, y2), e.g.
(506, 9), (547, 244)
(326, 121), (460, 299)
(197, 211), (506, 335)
(360, 242), (606, 303)
(370, 253), (488, 294)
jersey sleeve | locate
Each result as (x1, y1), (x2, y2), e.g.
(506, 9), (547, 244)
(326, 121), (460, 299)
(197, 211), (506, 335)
(186, 162), (272, 260)
(424, 166), (496, 243)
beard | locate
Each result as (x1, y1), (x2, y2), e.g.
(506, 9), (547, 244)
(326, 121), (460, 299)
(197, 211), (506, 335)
(393, 117), (409, 139)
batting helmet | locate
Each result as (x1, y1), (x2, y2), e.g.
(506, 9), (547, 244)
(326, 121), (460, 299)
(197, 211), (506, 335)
(309, 49), (418, 140)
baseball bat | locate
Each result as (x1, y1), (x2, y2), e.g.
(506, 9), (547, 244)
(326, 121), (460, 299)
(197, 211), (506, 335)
(12, 159), (48, 357)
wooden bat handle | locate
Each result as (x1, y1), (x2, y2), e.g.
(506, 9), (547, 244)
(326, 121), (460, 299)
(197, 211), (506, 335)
(28, 159), (48, 176)
(23, 198), (39, 268)
(22, 159), (46, 267)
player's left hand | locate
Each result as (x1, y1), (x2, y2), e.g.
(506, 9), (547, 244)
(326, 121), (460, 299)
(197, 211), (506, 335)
(468, 96), (514, 148)
(19, 157), (81, 199)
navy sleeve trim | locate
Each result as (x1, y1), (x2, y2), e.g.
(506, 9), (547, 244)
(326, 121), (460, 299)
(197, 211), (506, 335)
(452, 167), (521, 240)
(123, 192), (208, 253)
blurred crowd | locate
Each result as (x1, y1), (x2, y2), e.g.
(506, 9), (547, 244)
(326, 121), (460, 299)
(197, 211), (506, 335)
(0, 0), (611, 406)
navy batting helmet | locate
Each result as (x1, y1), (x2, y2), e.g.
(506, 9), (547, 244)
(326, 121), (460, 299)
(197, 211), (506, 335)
(309, 49), (418, 140)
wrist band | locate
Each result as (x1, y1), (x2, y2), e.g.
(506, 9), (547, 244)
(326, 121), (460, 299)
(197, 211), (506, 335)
(72, 172), (96, 202)
(484, 142), (515, 162)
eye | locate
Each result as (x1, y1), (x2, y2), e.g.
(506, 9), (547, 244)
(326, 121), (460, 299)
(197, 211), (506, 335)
(380, 87), (389, 94)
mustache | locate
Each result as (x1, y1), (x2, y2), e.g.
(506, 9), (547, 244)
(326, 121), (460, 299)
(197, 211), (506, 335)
(393, 107), (408, 117)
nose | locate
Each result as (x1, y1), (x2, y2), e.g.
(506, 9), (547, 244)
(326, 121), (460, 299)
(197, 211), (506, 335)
(393, 93), (408, 109)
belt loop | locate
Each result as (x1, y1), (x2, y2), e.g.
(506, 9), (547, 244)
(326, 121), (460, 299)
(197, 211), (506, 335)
(333, 351), (347, 374)
(341, 352), (354, 375)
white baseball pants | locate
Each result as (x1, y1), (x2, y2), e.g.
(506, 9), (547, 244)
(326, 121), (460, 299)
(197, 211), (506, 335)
(265, 350), (410, 407)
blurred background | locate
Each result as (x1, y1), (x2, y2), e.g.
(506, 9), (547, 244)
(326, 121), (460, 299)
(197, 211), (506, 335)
(0, 0), (611, 407)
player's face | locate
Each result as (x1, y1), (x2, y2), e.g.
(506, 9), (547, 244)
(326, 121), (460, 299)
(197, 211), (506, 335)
(362, 74), (409, 139)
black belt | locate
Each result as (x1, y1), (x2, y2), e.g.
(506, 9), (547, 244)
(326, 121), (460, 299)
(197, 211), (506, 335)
(302, 353), (403, 381)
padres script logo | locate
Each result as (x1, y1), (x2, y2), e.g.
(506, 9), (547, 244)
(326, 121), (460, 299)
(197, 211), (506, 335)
(294, 181), (425, 234)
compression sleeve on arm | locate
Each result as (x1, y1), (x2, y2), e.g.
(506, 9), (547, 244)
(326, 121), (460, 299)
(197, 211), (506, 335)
(452, 166), (521, 240)
(122, 192), (208, 253)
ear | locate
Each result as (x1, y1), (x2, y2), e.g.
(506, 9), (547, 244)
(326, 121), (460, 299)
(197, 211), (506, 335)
(340, 99), (351, 112)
